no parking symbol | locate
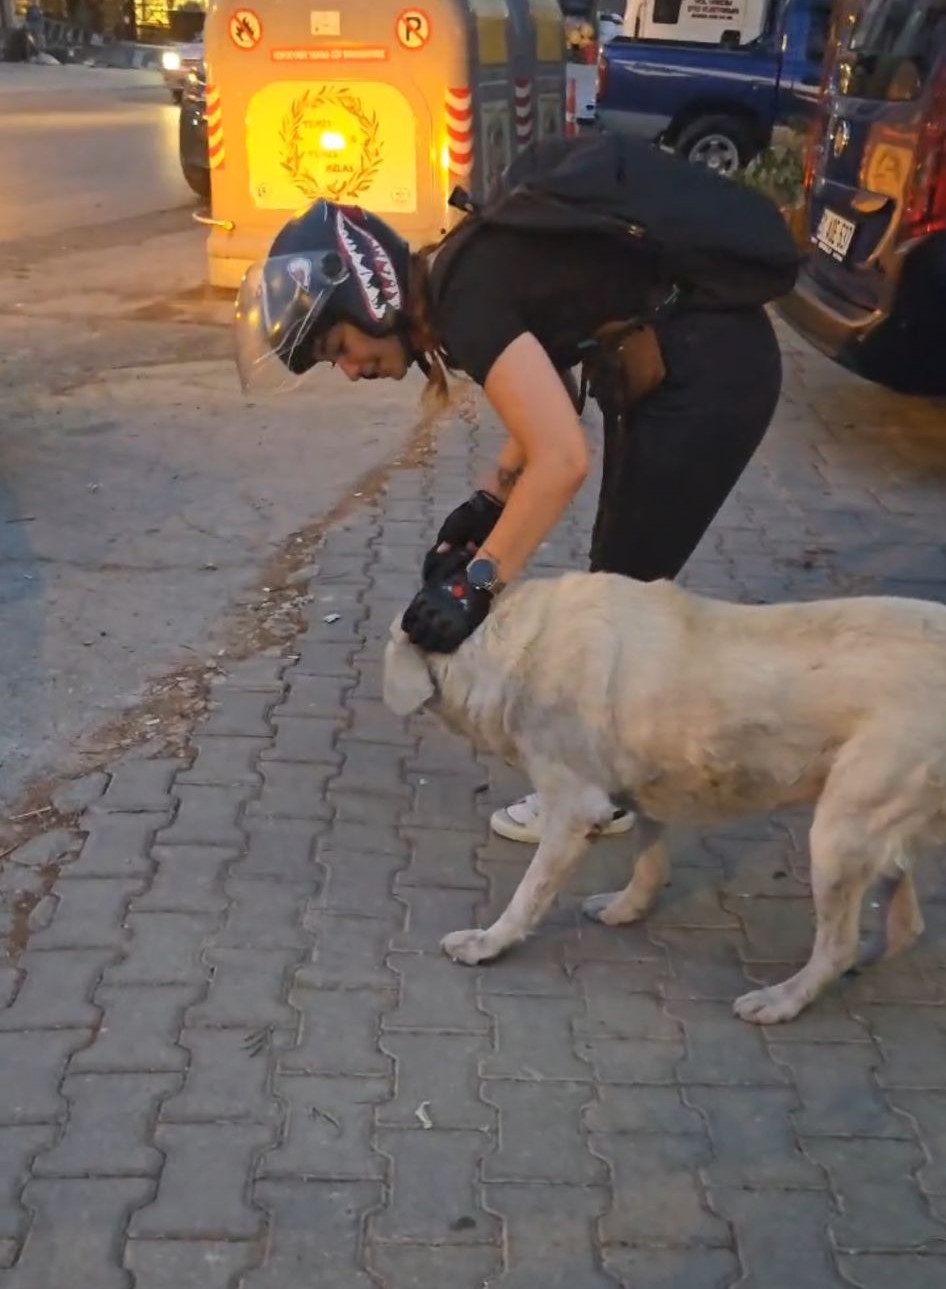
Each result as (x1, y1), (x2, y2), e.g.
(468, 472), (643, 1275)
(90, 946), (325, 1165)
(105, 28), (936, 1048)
(396, 8), (431, 50)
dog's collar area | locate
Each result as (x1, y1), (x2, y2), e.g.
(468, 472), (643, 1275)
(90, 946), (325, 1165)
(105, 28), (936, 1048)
(423, 655), (442, 703)
(612, 789), (640, 816)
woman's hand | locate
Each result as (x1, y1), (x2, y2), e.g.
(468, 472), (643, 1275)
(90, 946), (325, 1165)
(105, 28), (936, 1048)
(422, 489), (504, 581)
(403, 551), (492, 653)
(423, 433), (529, 580)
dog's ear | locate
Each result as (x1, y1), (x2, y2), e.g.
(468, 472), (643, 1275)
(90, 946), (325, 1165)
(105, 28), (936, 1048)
(383, 615), (436, 716)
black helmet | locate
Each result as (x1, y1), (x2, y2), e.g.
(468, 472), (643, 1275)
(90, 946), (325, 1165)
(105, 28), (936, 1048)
(235, 199), (412, 392)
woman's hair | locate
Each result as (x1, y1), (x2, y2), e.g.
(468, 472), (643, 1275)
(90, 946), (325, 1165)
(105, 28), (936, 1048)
(406, 248), (453, 413)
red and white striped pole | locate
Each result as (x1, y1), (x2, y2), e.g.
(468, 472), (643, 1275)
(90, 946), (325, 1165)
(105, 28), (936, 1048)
(513, 77), (534, 150)
(445, 86), (474, 179)
(206, 82), (226, 171)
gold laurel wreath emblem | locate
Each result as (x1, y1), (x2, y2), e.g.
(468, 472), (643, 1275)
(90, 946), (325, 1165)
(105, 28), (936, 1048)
(279, 86), (383, 202)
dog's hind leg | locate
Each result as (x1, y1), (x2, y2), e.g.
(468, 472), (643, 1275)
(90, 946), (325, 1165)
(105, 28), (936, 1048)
(880, 869), (924, 955)
(582, 818), (669, 926)
(442, 770), (613, 967)
(734, 807), (873, 1025)
(857, 868), (924, 967)
(733, 735), (927, 1024)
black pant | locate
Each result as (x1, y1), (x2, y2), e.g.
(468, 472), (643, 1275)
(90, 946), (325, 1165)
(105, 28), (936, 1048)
(589, 307), (782, 580)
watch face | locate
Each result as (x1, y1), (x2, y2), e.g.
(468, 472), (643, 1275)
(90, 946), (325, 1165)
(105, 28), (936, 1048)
(467, 558), (497, 591)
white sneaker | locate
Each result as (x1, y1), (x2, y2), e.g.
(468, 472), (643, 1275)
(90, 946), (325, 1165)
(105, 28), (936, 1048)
(489, 792), (636, 845)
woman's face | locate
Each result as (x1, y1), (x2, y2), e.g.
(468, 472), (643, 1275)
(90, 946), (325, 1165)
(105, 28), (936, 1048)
(314, 322), (410, 382)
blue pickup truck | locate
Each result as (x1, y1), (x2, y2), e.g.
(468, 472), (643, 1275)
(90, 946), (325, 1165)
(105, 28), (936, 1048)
(596, 0), (833, 174)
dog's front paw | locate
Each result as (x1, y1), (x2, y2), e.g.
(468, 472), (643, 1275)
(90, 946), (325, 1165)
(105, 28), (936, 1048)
(441, 928), (498, 966)
(581, 893), (616, 923)
(581, 891), (646, 927)
(733, 984), (807, 1025)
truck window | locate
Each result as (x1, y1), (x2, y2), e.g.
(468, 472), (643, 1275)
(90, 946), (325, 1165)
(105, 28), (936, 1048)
(652, 0), (684, 22)
(844, 0), (946, 100)
(806, 2), (834, 65)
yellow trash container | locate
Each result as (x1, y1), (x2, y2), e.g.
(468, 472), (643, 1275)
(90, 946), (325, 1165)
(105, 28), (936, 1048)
(503, 1), (566, 157)
(201, 0), (559, 287)
(530, 0), (566, 141)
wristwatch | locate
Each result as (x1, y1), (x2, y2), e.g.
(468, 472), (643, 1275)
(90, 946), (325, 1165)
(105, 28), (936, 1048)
(466, 556), (506, 596)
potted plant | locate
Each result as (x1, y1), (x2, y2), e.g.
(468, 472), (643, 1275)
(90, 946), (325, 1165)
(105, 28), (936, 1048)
(564, 15), (598, 65)
(736, 123), (810, 248)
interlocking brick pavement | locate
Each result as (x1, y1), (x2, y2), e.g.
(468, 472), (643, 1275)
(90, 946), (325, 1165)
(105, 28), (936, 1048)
(2, 324), (946, 1286)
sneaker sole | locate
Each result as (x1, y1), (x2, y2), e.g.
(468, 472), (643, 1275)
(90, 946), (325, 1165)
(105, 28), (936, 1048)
(489, 807), (636, 845)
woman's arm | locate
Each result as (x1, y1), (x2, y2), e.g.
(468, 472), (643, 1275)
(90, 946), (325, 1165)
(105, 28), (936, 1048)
(481, 435), (526, 503)
(400, 335), (588, 653)
(477, 333), (589, 585)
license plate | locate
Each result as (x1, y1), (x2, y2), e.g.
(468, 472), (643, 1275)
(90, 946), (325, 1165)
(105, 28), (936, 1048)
(814, 208), (856, 262)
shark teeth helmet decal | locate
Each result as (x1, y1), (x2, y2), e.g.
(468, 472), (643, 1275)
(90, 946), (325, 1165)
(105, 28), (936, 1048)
(335, 209), (403, 323)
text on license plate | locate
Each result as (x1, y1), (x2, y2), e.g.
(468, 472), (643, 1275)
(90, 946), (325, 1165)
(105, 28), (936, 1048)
(815, 209), (856, 262)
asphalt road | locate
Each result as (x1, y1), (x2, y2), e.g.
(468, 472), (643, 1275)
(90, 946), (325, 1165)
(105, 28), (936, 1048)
(0, 65), (192, 244)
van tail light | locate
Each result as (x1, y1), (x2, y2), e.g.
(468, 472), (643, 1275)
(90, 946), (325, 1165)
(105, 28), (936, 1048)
(900, 61), (946, 241)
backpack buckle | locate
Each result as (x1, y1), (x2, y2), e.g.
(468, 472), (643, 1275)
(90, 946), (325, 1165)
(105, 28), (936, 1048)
(448, 187), (478, 215)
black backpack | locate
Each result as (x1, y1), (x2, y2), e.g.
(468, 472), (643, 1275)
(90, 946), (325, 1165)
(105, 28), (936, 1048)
(428, 132), (801, 345)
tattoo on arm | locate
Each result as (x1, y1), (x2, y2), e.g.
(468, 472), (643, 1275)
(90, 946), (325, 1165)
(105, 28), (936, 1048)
(495, 464), (524, 497)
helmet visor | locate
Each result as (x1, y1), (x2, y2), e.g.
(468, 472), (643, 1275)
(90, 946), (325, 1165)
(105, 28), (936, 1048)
(234, 251), (350, 394)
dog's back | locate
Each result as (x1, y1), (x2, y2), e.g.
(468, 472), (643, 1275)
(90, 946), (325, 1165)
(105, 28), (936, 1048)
(434, 572), (946, 822)
(469, 571), (946, 717)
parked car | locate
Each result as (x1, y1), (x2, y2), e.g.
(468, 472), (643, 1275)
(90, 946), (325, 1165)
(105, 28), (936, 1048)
(779, 0), (946, 396)
(161, 36), (203, 104)
(596, 0), (833, 173)
(179, 62), (210, 199)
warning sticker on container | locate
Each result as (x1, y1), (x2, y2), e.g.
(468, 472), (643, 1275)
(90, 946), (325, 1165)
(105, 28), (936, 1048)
(271, 46), (389, 62)
(229, 9), (262, 49)
(536, 92), (562, 141)
(481, 100), (511, 192)
(310, 10), (340, 35)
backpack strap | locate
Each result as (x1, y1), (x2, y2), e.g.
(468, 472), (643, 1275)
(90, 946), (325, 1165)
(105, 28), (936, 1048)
(575, 283), (683, 361)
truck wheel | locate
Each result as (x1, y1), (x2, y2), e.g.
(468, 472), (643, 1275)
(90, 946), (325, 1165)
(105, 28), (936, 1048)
(182, 164), (211, 200)
(675, 115), (756, 175)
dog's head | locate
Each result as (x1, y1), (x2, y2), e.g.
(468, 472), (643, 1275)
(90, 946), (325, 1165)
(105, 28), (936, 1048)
(382, 614), (437, 715)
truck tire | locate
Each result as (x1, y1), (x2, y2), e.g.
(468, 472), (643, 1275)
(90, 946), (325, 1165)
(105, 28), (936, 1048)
(182, 164), (211, 200)
(674, 115), (757, 175)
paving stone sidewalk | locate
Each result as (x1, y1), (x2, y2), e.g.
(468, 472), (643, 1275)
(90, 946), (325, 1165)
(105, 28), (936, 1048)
(1, 324), (945, 1288)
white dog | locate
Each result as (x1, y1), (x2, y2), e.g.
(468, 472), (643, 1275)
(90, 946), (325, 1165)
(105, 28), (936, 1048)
(384, 572), (946, 1024)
